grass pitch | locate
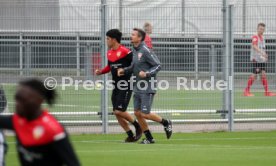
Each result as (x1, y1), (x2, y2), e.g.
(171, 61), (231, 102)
(5, 131), (276, 166)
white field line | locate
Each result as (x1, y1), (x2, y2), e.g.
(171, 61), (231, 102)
(6, 102), (276, 114)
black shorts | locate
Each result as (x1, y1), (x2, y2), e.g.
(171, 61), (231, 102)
(253, 62), (266, 74)
(111, 88), (132, 112)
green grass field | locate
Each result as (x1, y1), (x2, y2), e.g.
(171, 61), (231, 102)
(2, 83), (276, 166)
(3, 84), (276, 121)
(5, 131), (276, 166)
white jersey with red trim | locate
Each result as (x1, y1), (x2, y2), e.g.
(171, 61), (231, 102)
(250, 35), (266, 63)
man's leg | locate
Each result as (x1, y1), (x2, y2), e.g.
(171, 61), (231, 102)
(114, 110), (141, 141)
(244, 71), (256, 97)
(244, 62), (259, 97)
(114, 110), (136, 124)
(134, 110), (149, 132)
(113, 112), (136, 142)
(115, 90), (142, 140)
(134, 110), (155, 144)
(141, 112), (161, 123)
(114, 112), (131, 132)
(244, 74), (256, 96)
(133, 93), (154, 144)
(140, 93), (172, 143)
(112, 89), (135, 142)
(261, 70), (276, 96)
(140, 112), (172, 139)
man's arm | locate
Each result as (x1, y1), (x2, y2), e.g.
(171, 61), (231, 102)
(123, 52), (134, 75)
(52, 134), (81, 166)
(95, 62), (111, 75)
(144, 50), (161, 77)
(118, 52), (134, 76)
(125, 51), (133, 64)
(100, 65), (111, 74)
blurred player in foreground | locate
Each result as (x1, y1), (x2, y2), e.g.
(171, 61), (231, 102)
(244, 23), (276, 97)
(95, 29), (142, 142)
(0, 86), (7, 166)
(118, 28), (172, 144)
(0, 78), (80, 166)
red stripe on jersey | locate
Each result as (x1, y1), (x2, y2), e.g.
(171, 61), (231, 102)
(252, 35), (263, 45)
(107, 45), (130, 62)
(13, 110), (65, 147)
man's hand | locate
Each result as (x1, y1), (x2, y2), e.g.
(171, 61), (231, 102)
(261, 52), (268, 62)
(139, 71), (147, 78)
(117, 68), (125, 77)
(95, 69), (102, 75)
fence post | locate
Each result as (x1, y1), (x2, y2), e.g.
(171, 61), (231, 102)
(210, 44), (217, 79)
(275, 50), (276, 74)
(19, 32), (23, 76)
(85, 44), (92, 80)
(194, 37), (198, 79)
(222, 0), (229, 121)
(228, 4), (234, 131)
(76, 33), (80, 77)
(181, 0), (186, 33)
(101, 0), (109, 134)
(242, 0), (247, 36)
(26, 41), (31, 76)
(119, 0), (123, 31)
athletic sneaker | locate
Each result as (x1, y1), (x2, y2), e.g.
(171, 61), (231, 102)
(265, 92), (276, 96)
(243, 90), (254, 97)
(140, 138), (155, 144)
(125, 136), (136, 143)
(134, 127), (142, 142)
(164, 120), (172, 139)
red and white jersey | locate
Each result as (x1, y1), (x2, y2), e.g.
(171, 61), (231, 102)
(13, 110), (65, 147)
(100, 45), (132, 83)
(144, 34), (153, 49)
(0, 110), (80, 166)
(250, 34), (266, 63)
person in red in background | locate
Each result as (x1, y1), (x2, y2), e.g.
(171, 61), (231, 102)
(143, 22), (153, 49)
(244, 23), (276, 97)
(95, 29), (142, 142)
(0, 78), (80, 166)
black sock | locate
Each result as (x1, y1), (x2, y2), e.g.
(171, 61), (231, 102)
(126, 130), (134, 138)
(160, 118), (169, 126)
(132, 120), (140, 129)
(144, 130), (154, 140)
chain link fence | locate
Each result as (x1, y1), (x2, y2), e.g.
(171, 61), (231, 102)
(0, 0), (276, 133)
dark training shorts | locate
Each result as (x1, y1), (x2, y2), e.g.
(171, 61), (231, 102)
(133, 93), (155, 114)
(111, 88), (132, 112)
(253, 62), (266, 74)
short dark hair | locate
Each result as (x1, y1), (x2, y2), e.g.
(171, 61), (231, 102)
(258, 23), (266, 28)
(19, 78), (57, 106)
(133, 28), (146, 41)
(106, 29), (122, 43)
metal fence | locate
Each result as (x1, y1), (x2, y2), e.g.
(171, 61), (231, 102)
(0, 1), (276, 133)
